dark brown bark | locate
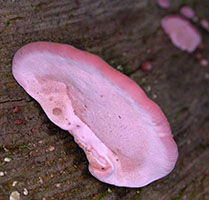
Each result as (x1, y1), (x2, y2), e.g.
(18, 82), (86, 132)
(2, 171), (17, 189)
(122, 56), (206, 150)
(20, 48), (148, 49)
(0, 0), (209, 199)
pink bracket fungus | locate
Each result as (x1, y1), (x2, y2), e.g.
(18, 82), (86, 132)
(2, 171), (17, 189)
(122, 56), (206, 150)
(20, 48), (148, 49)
(161, 15), (202, 53)
(12, 42), (178, 187)
(157, 0), (170, 9)
(180, 6), (195, 19)
(200, 19), (209, 32)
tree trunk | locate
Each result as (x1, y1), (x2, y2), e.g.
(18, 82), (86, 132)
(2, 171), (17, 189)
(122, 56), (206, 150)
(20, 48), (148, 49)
(0, 0), (209, 199)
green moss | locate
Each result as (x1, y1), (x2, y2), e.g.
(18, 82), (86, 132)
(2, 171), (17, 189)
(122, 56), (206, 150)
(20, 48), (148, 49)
(85, 26), (89, 31)
(200, 175), (206, 187)
(171, 53), (181, 59)
(33, 3), (41, 11)
(5, 17), (23, 27)
(19, 145), (32, 151)
(137, 193), (142, 200)
(5, 19), (11, 26)
(0, 163), (5, 168)
(192, 0), (198, 8)
(136, 188), (143, 200)
(33, 2), (48, 11)
(191, 191), (196, 198)
(97, 191), (108, 200)
(68, 14), (74, 19)
(172, 186), (187, 200)
(197, 143), (207, 151)
(3, 73), (13, 79)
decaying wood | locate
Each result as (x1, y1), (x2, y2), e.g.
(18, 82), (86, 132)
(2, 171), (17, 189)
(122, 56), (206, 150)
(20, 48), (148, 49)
(0, 0), (209, 199)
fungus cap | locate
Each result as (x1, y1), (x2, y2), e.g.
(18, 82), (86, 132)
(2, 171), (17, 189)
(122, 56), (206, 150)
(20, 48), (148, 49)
(157, 0), (170, 8)
(200, 19), (209, 32)
(161, 15), (201, 53)
(180, 6), (195, 19)
(12, 42), (178, 187)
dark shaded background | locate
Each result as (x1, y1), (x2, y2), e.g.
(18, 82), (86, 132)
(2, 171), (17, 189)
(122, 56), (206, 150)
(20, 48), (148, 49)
(0, 0), (209, 199)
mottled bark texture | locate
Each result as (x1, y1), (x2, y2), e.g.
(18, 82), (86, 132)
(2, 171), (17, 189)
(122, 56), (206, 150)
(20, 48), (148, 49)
(0, 0), (209, 199)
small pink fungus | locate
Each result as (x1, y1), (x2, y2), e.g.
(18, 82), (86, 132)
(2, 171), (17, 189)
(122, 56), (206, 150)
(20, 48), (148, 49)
(141, 61), (153, 72)
(200, 19), (209, 32)
(13, 106), (19, 113)
(180, 6), (195, 19)
(157, 0), (170, 8)
(48, 146), (55, 152)
(161, 15), (202, 53)
(200, 59), (208, 67)
(195, 53), (202, 60)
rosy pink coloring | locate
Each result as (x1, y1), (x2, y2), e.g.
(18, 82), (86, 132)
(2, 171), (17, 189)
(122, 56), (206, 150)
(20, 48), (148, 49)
(162, 15), (201, 53)
(12, 42), (178, 187)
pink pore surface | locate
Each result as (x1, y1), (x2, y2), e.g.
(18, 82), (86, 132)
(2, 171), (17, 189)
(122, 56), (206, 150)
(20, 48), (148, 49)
(12, 42), (178, 187)
(161, 15), (202, 53)
(180, 6), (195, 19)
(157, 0), (170, 8)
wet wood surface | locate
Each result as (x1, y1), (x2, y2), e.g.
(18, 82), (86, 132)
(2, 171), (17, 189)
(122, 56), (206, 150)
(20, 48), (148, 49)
(0, 0), (209, 199)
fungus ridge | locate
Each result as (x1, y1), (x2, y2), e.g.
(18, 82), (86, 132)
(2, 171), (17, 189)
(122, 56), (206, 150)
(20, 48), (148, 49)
(33, 76), (116, 179)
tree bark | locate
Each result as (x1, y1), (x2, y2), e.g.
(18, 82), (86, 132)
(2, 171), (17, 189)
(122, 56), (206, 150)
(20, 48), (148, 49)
(0, 0), (209, 199)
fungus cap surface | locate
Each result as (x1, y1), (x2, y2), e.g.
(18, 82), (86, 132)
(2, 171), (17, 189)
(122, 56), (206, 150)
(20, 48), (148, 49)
(200, 19), (209, 32)
(161, 15), (201, 52)
(12, 42), (178, 187)
(157, 0), (170, 8)
(180, 6), (195, 19)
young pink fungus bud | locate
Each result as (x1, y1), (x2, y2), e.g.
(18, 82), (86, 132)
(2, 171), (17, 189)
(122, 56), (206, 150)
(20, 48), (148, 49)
(157, 0), (170, 9)
(180, 6), (195, 19)
(200, 19), (209, 32)
(161, 15), (202, 53)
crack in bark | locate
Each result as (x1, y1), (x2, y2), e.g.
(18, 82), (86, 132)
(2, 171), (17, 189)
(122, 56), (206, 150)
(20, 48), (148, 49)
(125, 67), (140, 76)
(0, 98), (30, 104)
